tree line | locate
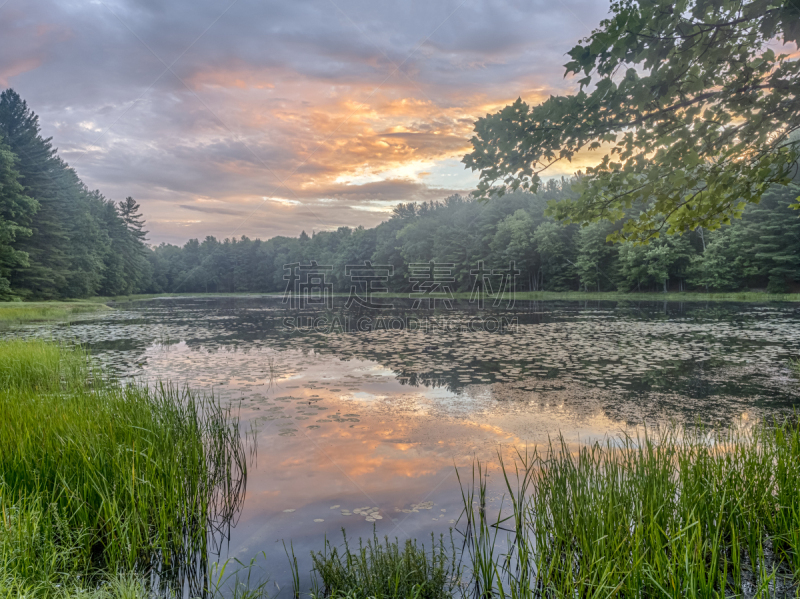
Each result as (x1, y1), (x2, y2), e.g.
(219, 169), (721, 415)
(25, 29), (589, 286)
(146, 177), (800, 296)
(0, 88), (798, 300)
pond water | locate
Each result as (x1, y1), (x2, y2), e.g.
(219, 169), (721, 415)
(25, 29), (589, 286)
(6, 296), (800, 592)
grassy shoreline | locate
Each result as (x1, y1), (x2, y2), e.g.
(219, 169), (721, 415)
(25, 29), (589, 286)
(462, 424), (800, 598)
(0, 339), (247, 598)
(0, 301), (112, 323)
(91, 290), (800, 304)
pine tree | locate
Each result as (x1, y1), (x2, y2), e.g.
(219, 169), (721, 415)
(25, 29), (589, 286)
(0, 136), (38, 298)
(118, 196), (148, 242)
(0, 89), (149, 298)
(0, 89), (71, 297)
(740, 181), (800, 292)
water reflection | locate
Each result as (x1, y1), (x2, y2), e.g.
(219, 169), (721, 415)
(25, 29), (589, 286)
(4, 296), (800, 591)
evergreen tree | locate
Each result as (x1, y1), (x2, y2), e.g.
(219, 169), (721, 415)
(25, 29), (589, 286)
(491, 210), (537, 290)
(532, 221), (576, 291)
(0, 89), (72, 297)
(118, 196), (148, 242)
(0, 135), (37, 299)
(740, 182), (800, 292)
(0, 90), (154, 298)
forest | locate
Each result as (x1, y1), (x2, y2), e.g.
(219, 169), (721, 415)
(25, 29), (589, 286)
(0, 90), (149, 300)
(1, 88), (799, 300)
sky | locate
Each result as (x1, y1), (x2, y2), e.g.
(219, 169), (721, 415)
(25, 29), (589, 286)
(0, 0), (612, 245)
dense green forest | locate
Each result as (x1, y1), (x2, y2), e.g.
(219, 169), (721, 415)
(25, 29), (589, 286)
(1, 88), (799, 300)
(146, 179), (800, 295)
(0, 90), (150, 300)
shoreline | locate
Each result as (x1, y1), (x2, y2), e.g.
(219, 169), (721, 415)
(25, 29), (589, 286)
(93, 290), (800, 303)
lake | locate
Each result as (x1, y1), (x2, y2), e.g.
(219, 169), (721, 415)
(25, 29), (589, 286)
(6, 296), (800, 593)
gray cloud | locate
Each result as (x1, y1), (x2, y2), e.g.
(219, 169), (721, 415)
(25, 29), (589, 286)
(1, 0), (610, 244)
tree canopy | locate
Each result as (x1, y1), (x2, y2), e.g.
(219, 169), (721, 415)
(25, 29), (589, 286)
(0, 89), (150, 299)
(463, 0), (800, 243)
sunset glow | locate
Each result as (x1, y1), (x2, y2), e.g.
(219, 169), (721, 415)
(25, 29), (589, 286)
(0, 0), (612, 243)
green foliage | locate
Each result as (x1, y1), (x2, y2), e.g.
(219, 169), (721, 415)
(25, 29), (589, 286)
(618, 234), (693, 292)
(463, 0), (800, 243)
(310, 531), (457, 599)
(686, 226), (745, 291)
(530, 220), (576, 291)
(0, 90), (149, 299)
(0, 338), (90, 391)
(574, 221), (618, 291)
(143, 184), (583, 295)
(0, 301), (111, 324)
(490, 210), (536, 276)
(2, 88), (800, 298)
(0, 339), (247, 597)
(461, 421), (800, 598)
(139, 177), (800, 295)
(741, 182), (800, 292)
(0, 135), (36, 299)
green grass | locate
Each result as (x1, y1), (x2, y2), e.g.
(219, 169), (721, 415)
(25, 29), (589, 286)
(0, 337), (92, 391)
(309, 531), (458, 599)
(0, 339), (248, 597)
(0, 571), (152, 599)
(0, 301), (111, 324)
(460, 423), (800, 598)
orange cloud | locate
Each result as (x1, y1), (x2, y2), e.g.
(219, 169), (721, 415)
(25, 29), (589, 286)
(165, 60), (580, 212)
(0, 58), (42, 87)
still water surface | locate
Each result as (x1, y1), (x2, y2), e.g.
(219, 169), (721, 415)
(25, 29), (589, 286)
(7, 296), (800, 591)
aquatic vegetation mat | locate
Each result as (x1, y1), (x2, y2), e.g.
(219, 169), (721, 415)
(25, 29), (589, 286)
(460, 422), (800, 598)
(0, 339), (248, 597)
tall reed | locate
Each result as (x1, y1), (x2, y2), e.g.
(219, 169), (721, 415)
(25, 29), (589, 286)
(310, 531), (458, 599)
(0, 337), (91, 391)
(0, 339), (247, 597)
(460, 423), (800, 598)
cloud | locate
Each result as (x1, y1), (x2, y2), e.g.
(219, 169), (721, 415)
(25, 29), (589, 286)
(178, 203), (245, 216)
(1, 0), (611, 243)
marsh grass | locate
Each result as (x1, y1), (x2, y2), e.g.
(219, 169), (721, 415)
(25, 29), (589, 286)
(0, 339), (247, 597)
(0, 337), (92, 391)
(0, 571), (150, 599)
(309, 531), (458, 599)
(789, 358), (800, 376)
(460, 423), (800, 598)
(0, 302), (111, 324)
